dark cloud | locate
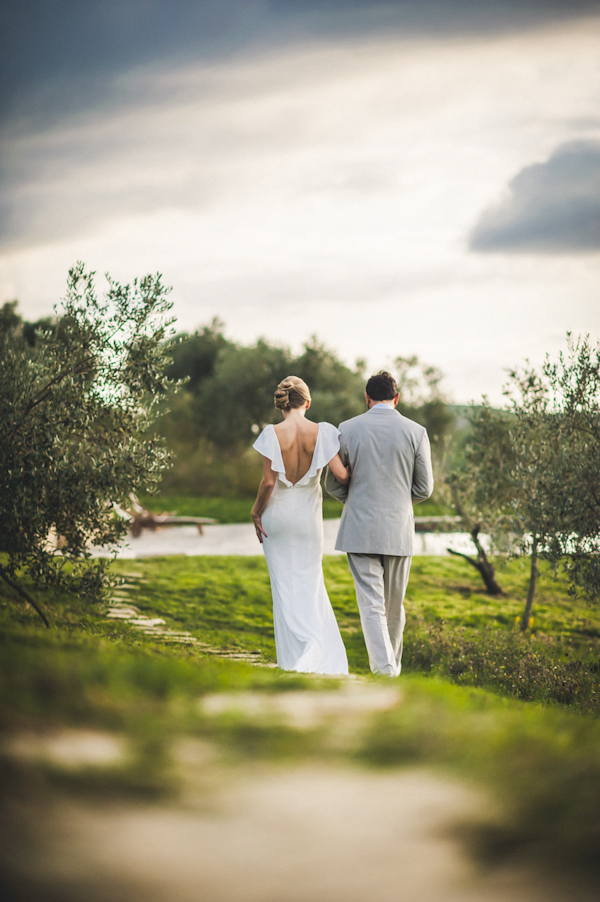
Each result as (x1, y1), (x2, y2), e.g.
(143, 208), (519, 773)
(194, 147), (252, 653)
(470, 141), (600, 254)
(1, 1), (599, 127)
(0, 0), (264, 127)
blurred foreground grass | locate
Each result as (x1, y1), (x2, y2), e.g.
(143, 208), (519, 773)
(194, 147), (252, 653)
(1, 554), (599, 881)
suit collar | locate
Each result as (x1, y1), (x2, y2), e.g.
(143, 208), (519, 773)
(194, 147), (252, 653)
(366, 404), (397, 414)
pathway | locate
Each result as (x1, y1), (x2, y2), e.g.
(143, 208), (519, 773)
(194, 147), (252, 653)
(1, 709), (592, 902)
(106, 577), (265, 662)
(93, 521), (484, 558)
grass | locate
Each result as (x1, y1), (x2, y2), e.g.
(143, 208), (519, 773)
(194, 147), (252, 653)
(1, 554), (600, 882)
(123, 553), (596, 711)
(357, 676), (600, 878)
(403, 556), (600, 713)
(115, 556), (279, 660)
(3, 555), (598, 715)
(139, 493), (450, 523)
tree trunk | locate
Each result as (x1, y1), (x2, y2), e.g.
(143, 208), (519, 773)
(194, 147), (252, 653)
(520, 539), (538, 631)
(447, 525), (504, 595)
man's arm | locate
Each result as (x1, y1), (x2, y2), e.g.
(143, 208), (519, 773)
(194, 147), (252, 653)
(325, 437), (350, 502)
(325, 465), (349, 502)
(411, 430), (434, 504)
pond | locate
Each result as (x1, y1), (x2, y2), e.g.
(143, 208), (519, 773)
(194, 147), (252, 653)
(92, 521), (490, 559)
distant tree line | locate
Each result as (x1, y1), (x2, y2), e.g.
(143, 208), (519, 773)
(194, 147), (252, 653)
(153, 320), (456, 497)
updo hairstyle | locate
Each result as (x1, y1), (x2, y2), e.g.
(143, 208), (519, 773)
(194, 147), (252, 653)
(274, 376), (311, 411)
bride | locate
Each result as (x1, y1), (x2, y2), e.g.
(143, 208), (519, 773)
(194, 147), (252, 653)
(252, 376), (349, 675)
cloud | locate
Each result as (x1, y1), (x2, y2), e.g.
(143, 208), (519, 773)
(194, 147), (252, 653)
(2, 0), (600, 128)
(2, 22), (600, 259)
(469, 141), (600, 253)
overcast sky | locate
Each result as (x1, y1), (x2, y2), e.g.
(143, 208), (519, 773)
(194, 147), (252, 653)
(1, 0), (599, 403)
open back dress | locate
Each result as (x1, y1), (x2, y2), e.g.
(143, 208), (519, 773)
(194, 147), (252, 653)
(253, 422), (349, 675)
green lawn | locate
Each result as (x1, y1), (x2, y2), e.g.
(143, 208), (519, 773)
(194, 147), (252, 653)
(139, 493), (451, 522)
(87, 554), (598, 712)
(1, 554), (600, 880)
(2, 555), (598, 717)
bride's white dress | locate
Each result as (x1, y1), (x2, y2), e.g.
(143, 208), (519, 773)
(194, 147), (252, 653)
(253, 422), (349, 675)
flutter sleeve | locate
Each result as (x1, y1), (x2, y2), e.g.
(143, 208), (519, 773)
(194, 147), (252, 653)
(252, 425), (285, 476)
(311, 422), (341, 471)
(252, 424), (274, 460)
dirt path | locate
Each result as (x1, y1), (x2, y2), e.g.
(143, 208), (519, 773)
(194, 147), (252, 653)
(1, 730), (593, 902)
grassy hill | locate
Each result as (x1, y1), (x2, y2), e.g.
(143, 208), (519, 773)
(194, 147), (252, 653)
(1, 554), (599, 886)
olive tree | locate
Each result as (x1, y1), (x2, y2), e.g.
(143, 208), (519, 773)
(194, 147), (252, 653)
(542, 335), (600, 603)
(455, 335), (600, 629)
(0, 263), (177, 625)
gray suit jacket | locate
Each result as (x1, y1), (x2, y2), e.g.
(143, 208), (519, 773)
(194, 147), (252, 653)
(325, 405), (434, 555)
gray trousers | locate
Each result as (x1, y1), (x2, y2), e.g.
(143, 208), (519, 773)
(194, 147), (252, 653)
(347, 553), (412, 677)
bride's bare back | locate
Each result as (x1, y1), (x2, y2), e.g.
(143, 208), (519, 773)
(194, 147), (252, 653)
(274, 418), (319, 485)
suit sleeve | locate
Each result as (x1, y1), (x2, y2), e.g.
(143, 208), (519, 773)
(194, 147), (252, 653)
(411, 429), (434, 504)
(324, 433), (349, 503)
(325, 467), (348, 503)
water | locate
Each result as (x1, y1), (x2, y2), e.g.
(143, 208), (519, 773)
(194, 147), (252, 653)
(91, 521), (489, 559)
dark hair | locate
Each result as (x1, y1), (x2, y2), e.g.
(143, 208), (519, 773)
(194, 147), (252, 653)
(365, 370), (398, 401)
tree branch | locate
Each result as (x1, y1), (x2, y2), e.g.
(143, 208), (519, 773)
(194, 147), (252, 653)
(446, 547), (479, 568)
(0, 566), (50, 628)
(3, 355), (95, 445)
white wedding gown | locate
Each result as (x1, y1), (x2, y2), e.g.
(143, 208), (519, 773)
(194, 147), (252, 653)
(253, 422), (349, 675)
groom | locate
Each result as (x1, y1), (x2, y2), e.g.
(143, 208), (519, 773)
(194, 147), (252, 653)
(325, 371), (434, 676)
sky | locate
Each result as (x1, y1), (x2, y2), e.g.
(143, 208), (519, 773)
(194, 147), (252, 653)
(1, 0), (600, 404)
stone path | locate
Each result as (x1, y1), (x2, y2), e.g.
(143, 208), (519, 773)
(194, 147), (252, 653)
(106, 575), (266, 663)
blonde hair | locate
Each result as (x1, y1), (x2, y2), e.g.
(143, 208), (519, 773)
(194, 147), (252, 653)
(274, 376), (311, 411)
